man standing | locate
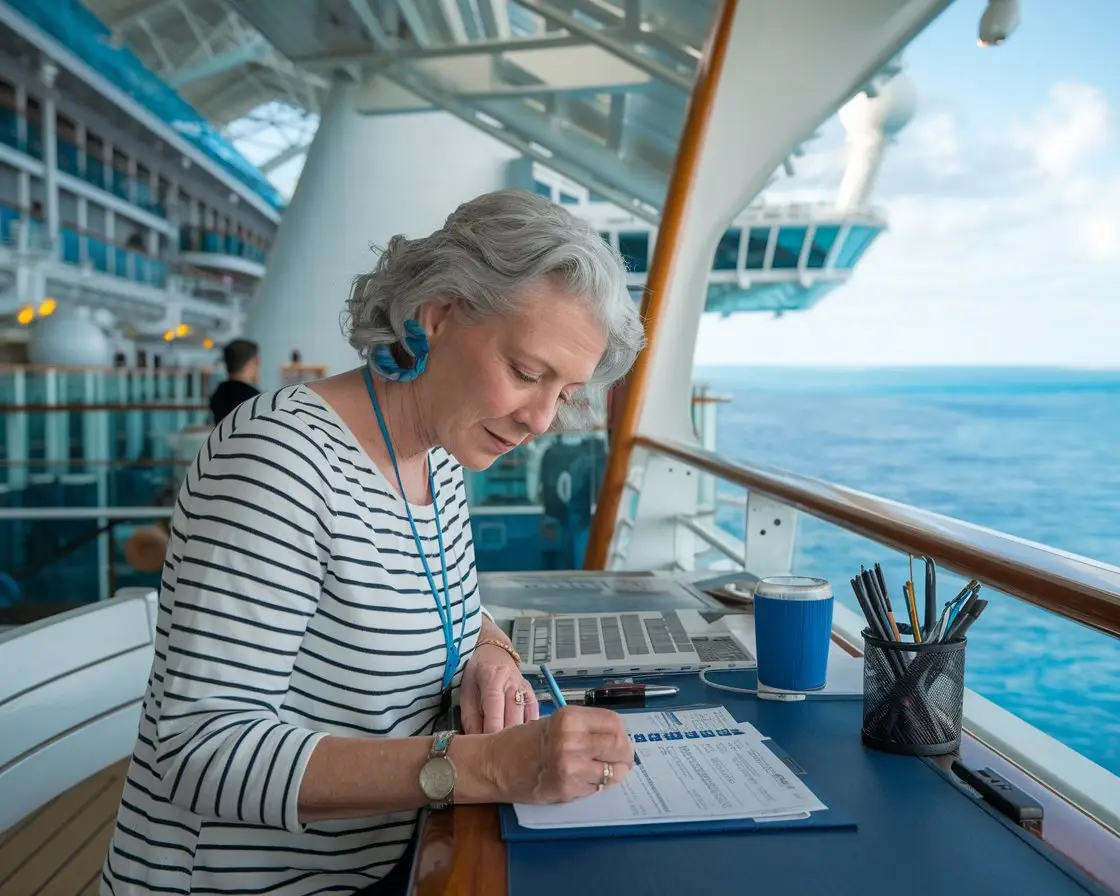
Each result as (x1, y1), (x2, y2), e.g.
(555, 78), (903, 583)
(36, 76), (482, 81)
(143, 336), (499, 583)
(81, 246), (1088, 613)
(209, 339), (261, 424)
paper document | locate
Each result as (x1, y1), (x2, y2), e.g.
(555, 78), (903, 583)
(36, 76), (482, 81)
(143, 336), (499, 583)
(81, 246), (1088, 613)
(513, 709), (827, 830)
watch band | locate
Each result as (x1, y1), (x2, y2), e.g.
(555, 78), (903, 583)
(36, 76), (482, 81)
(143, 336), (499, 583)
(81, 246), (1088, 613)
(431, 729), (456, 758)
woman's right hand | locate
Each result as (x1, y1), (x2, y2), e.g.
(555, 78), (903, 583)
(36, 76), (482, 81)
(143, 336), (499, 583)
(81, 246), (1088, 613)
(485, 706), (635, 804)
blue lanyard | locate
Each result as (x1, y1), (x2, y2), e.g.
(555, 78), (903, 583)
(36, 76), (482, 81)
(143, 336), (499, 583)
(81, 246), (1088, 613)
(363, 366), (465, 691)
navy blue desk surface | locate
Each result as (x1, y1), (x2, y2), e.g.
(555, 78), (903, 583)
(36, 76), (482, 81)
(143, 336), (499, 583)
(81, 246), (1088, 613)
(507, 673), (1106, 896)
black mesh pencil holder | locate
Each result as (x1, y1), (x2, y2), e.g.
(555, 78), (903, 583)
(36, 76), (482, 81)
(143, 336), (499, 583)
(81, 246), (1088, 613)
(860, 627), (966, 756)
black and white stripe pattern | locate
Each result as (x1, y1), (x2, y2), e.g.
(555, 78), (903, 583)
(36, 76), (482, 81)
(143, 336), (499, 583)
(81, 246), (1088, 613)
(101, 385), (481, 895)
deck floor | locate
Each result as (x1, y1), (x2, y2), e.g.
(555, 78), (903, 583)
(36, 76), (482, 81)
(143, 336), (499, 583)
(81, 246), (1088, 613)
(0, 759), (128, 896)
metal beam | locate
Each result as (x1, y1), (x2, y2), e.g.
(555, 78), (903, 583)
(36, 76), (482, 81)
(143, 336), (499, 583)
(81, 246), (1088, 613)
(383, 65), (662, 222)
(397, 0), (433, 45)
(346, 0), (395, 50)
(514, 0), (692, 90)
(288, 34), (583, 69)
(437, 0), (470, 42)
(169, 37), (269, 87)
(477, 0), (513, 39)
(109, 0), (177, 31)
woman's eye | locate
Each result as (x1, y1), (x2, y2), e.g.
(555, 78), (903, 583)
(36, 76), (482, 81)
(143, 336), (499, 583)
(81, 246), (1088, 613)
(512, 366), (539, 384)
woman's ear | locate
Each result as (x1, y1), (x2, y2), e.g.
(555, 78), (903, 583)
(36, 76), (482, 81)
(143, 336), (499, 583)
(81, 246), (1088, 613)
(416, 300), (454, 339)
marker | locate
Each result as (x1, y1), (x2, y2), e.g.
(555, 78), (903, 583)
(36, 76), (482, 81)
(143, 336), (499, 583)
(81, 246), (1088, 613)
(535, 684), (680, 707)
(539, 663), (566, 708)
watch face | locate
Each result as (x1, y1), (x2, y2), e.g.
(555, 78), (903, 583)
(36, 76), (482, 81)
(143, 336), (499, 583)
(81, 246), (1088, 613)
(420, 756), (456, 800)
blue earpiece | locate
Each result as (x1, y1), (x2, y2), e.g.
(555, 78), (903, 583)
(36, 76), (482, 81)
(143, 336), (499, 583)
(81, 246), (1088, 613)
(370, 319), (429, 382)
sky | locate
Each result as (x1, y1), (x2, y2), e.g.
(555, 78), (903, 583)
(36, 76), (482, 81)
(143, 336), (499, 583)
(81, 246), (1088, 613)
(696, 0), (1120, 367)
(230, 1), (1120, 368)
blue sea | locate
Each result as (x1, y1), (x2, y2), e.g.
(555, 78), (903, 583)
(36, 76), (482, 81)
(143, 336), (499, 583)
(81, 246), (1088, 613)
(695, 366), (1120, 776)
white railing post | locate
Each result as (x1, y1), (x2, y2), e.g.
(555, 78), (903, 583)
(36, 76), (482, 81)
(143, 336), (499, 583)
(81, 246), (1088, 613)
(743, 493), (797, 578)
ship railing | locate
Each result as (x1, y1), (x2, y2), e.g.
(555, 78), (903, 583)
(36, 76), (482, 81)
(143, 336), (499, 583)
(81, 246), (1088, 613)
(632, 434), (1120, 835)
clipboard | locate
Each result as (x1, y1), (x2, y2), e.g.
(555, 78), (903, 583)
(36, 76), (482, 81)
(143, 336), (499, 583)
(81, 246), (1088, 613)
(498, 729), (855, 842)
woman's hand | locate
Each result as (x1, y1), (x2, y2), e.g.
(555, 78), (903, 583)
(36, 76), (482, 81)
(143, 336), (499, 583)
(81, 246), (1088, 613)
(460, 642), (540, 734)
(483, 706), (635, 804)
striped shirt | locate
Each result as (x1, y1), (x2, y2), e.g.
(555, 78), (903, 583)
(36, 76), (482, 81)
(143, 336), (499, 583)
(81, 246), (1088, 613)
(102, 384), (483, 895)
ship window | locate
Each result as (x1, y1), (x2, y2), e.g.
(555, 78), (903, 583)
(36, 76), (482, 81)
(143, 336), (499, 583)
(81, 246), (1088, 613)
(834, 225), (880, 269)
(598, 231), (612, 246)
(744, 227), (769, 269)
(807, 225), (839, 268)
(772, 226), (807, 269)
(617, 231), (649, 273)
(712, 228), (740, 271)
(558, 191), (579, 205)
(533, 179), (552, 198)
(589, 190), (608, 203)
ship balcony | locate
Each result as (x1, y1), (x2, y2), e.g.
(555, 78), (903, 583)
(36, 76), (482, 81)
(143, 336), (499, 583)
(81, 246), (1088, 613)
(584, 205), (886, 315)
(178, 226), (268, 279)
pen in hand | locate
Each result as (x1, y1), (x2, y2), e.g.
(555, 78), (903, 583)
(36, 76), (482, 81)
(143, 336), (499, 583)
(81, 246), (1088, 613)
(539, 663), (567, 708)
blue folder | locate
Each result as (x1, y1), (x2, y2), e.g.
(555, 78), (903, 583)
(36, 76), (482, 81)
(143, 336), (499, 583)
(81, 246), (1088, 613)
(499, 701), (855, 842)
(504, 676), (1108, 896)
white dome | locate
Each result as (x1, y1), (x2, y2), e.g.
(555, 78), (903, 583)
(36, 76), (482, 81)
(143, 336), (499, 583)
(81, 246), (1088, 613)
(28, 309), (113, 367)
(839, 74), (917, 137)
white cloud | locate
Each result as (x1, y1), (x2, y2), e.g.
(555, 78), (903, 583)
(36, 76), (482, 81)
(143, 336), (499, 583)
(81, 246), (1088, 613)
(1010, 82), (1108, 177)
(900, 109), (962, 176)
(694, 81), (1120, 367)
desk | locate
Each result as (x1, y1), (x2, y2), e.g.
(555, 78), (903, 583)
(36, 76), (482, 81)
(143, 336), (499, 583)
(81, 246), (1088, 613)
(409, 572), (1120, 896)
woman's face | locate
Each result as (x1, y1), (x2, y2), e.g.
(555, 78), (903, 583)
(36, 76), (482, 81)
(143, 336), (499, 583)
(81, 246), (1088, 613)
(420, 280), (607, 471)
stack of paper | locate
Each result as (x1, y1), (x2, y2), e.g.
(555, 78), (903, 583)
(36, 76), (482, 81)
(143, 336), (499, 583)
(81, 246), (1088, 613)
(513, 708), (828, 830)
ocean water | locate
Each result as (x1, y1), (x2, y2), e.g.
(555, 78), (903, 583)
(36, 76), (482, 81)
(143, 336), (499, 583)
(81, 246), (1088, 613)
(694, 366), (1120, 776)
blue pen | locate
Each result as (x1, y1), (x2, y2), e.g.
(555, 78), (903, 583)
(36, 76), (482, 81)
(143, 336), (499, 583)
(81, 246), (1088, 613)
(539, 664), (567, 708)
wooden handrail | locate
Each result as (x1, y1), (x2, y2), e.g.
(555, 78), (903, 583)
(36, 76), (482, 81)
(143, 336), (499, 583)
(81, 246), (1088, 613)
(638, 434), (1120, 639)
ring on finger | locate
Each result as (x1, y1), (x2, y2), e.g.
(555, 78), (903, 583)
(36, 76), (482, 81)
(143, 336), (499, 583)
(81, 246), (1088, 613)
(513, 690), (526, 706)
(601, 762), (613, 785)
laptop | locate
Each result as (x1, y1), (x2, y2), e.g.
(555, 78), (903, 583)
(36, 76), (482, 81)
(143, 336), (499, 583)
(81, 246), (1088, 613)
(506, 609), (756, 677)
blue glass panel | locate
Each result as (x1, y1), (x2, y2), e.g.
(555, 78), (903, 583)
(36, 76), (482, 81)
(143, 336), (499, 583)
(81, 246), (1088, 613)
(88, 237), (109, 272)
(149, 261), (167, 287)
(558, 192), (579, 205)
(60, 227), (80, 264)
(111, 169), (129, 200)
(115, 248), (128, 278)
(533, 180), (552, 198)
(807, 225), (840, 269)
(772, 226), (807, 269)
(617, 231), (650, 273)
(0, 107), (18, 149)
(135, 180), (151, 208)
(27, 122), (41, 158)
(0, 205), (19, 243)
(745, 227), (770, 269)
(84, 155), (105, 188)
(57, 139), (80, 175)
(712, 228), (741, 271)
(131, 252), (148, 283)
(202, 231), (221, 253)
(834, 225), (881, 269)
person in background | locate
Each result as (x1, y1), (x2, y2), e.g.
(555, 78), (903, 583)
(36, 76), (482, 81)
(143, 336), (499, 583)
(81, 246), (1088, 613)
(209, 337), (261, 424)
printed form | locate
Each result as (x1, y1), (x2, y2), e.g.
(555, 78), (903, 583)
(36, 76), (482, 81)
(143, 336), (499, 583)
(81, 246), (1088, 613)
(514, 708), (827, 830)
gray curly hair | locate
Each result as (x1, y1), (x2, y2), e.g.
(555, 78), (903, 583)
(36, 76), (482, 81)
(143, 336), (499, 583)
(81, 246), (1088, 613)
(342, 188), (645, 431)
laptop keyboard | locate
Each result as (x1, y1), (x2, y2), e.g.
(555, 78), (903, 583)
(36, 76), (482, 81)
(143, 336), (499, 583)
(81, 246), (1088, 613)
(513, 610), (754, 664)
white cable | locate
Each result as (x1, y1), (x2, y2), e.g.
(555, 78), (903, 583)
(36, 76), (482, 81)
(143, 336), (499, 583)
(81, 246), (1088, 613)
(698, 668), (757, 696)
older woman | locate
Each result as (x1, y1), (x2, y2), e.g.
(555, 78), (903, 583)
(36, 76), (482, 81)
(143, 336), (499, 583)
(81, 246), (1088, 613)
(101, 189), (646, 896)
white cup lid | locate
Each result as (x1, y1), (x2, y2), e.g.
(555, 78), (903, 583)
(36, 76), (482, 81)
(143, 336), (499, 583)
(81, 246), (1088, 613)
(754, 575), (832, 600)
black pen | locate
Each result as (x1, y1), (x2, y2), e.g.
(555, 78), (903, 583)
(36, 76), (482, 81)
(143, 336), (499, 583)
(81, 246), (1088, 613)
(535, 684), (679, 708)
(922, 555), (937, 638)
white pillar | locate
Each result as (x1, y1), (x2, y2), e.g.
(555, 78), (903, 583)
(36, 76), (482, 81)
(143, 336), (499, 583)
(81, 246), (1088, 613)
(246, 82), (519, 391)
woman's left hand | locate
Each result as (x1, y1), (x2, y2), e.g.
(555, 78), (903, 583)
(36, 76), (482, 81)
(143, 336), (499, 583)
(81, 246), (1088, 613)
(460, 642), (540, 734)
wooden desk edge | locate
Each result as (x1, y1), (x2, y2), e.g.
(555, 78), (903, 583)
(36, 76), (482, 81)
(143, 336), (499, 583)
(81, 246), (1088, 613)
(411, 630), (1120, 896)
